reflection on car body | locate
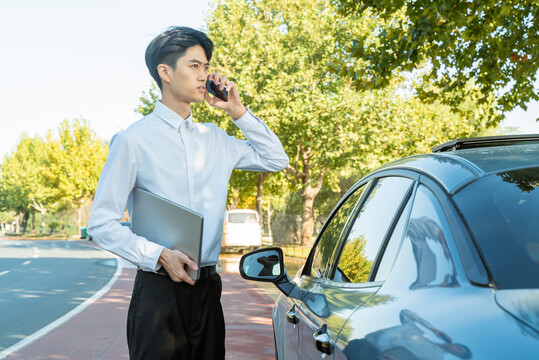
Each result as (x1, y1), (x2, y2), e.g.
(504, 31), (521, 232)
(240, 135), (539, 359)
(343, 309), (471, 360)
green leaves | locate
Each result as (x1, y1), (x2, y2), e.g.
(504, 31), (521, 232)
(0, 119), (108, 232)
(333, 0), (539, 116)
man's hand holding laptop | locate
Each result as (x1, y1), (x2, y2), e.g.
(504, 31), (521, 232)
(159, 248), (199, 285)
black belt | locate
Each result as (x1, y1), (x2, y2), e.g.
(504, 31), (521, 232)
(139, 265), (217, 282)
(198, 265), (217, 280)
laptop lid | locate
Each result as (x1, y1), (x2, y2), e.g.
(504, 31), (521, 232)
(130, 187), (203, 281)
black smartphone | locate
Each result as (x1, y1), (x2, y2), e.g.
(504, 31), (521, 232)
(206, 80), (229, 102)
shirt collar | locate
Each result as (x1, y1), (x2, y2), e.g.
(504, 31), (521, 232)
(153, 101), (194, 129)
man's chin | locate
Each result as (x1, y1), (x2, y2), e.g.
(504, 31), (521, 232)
(192, 95), (205, 104)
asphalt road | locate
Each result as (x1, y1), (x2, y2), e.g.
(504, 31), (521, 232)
(0, 240), (118, 353)
(0, 239), (305, 359)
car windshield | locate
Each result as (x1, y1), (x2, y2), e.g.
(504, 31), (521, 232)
(454, 167), (539, 289)
(228, 212), (258, 223)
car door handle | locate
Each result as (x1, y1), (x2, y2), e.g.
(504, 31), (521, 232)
(286, 307), (298, 324)
(313, 325), (333, 355)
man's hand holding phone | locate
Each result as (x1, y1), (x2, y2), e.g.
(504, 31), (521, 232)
(205, 72), (247, 120)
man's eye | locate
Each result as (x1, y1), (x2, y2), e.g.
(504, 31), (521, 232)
(192, 64), (198, 69)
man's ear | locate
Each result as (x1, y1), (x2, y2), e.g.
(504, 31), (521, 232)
(157, 64), (171, 85)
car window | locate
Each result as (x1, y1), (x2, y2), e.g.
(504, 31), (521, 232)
(374, 196), (413, 282)
(454, 167), (539, 289)
(309, 182), (369, 279)
(400, 185), (458, 289)
(228, 212), (258, 223)
(333, 177), (413, 283)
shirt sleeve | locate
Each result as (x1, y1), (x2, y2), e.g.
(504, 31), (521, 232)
(87, 132), (164, 272)
(231, 109), (289, 171)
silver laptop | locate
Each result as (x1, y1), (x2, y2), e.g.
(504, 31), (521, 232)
(130, 187), (203, 280)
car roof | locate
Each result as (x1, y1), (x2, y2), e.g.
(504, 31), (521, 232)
(376, 139), (539, 195)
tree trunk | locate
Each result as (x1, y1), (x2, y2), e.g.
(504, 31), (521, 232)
(41, 209), (46, 234)
(267, 201), (273, 243)
(284, 144), (328, 248)
(298, 167), (328, 247)
(15, 214), (20, 234)
(300, 187), (316, 247)
(30, 200), (48, 235)
(21, 211), (29, 234)
(256, 173), (269, 220)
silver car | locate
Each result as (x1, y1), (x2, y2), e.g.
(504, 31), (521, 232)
(240, 135), (539, 359)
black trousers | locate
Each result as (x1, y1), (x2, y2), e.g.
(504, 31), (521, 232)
(127, 270), (225, 360)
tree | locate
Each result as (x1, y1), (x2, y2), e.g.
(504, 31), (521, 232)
(0, 120), (107, 235)
(135, 82), (160, 116)
(332, 0), (539, 121)
(0, 135), (55, 233)
(0, 211), (14, 233)
(206, 0), (484, 247)
(44, 118), (108, 230)
(338, 236), (372, 283)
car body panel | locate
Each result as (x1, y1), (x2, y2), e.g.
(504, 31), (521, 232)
(334, 233), (539, 359)
(273, 275), (320, 359)
(297, 279), (381, 358)
(374, 154), (481, 194)
(495, 289), (539, 333)
(274, 294), (299, 360)
(335, 285), (539, 359)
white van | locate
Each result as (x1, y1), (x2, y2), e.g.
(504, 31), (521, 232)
(221, 209), (262, 252)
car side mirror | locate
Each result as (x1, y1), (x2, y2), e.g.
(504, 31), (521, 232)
(239, 247), (284, 282)
(240, 247), (302, 299)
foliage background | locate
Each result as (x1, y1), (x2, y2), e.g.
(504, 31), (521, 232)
(1, 0), (531, 241)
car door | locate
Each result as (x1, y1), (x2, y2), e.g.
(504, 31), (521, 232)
(295, 175), (415, 359)
(274, 180), (371, 359)
(334, 180), (480, 360)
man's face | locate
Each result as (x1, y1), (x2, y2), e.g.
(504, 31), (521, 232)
(164, 45), (209, 104)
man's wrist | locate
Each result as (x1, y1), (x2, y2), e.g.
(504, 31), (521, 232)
(227, 104), (248, 121)
(158, 247), (170, 267)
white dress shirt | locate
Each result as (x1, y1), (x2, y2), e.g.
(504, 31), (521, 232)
(88, 101), (288, 271)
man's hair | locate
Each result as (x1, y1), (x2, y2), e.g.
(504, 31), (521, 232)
(145, 26), (214, 90)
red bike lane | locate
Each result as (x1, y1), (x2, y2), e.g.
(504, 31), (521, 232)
(3, 268), (275, 360)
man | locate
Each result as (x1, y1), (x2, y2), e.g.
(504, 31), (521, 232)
(88, 26), (288, 360)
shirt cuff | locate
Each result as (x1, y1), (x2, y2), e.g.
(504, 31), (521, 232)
(233, 108), (264, 129)
(140, 242), (165, 272)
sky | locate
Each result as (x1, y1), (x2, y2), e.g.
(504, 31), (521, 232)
(0, 0), (538, 160)
(0, 0), (211, 159)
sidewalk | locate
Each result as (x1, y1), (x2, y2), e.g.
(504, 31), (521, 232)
(4, 268), (275, 360)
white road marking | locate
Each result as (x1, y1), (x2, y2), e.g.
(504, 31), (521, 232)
(22, 261), (31, 266)
(0, 271), (10, 277)
(0, 258), (123, 359)
(32, 254), (39, 258)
